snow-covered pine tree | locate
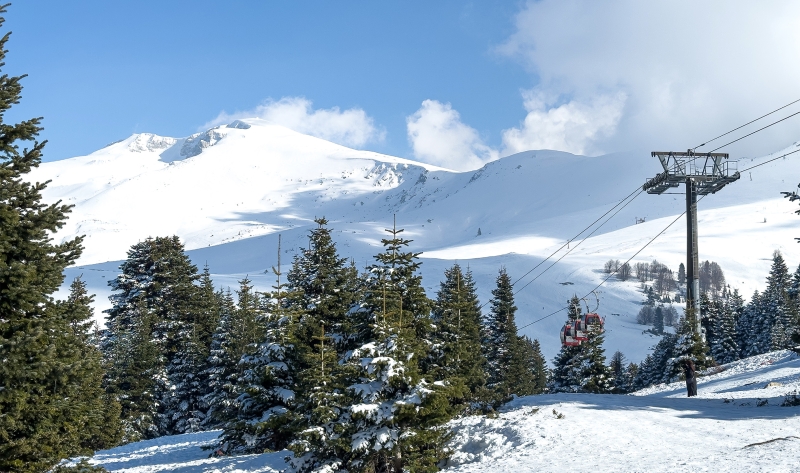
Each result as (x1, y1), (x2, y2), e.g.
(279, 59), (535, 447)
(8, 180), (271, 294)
(291, 219), (449, 473)
(711, 290), (741, 364)
(632, 354), (655, 390)
(103, 294), (162, 442)
(764, 251), (792, 350)
(573, 332), (613, 393)
(202, 289), (238, 429)
(276, 219), (364, 465)
(219, 293), (301, 453)
(209, 279), (264, 427)
(521, 336), (548, 395)
(216, 241), (303, 454)
(103, 236), (205, 437)
(632, 333), (677, 388)
(787, 264), (800, 346)
(429, 263), (487, 413)
(736, 290), (761, 358)
(483, 268), (535, 399)
(610, 351), (629, 393)
(664, 310), (711, 382)
(699, 292), (719, 350)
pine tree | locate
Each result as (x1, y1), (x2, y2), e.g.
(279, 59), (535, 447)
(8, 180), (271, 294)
(664, 310), (711, 382)
(711, 290), (740, 364)
(57, 279), (124, 451)
(202, 289), (238, 428)
(429, 263), (487, 413)
(736, 290), (760, 358)
(291, 219), (449, 473)
(0, 9), (116, 468)
(279, 219), (364, 465)
(520, 336), (548, 395)
(610, 351), (629, 393)
(483, 268), (535, 399)
(764, 251), (792, 350)
(201, 279), (263, 429)
(653, 306), (664, 335)
(102, 236), (204, 438)
(788, 264), (800, 346)
(632, 333), (677, 388)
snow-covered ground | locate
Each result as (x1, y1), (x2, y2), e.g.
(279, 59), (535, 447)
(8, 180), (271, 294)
(29, 118), (800, 361)
(72, 350), (800, 472)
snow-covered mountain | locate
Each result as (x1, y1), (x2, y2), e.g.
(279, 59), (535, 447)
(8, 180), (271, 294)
(30, 117), (800, 361)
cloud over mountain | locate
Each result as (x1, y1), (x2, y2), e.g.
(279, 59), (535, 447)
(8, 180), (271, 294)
(202, 97), (384, 148)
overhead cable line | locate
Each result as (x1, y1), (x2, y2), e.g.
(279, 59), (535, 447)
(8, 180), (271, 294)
(739, 147), (800, 173)
(516, 194), (702, 331)
(510, 185), (644, 287)
(512, 189), (645, 298)
(708, 109), (800, 153)
(692, 98), (800, 151)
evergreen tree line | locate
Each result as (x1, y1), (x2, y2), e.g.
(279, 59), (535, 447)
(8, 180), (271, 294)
(100, 219), (548, 472)
(632, 251), (800, 389)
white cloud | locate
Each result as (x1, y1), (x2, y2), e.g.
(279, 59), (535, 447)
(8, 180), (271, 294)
(406, 99), (498, 171)
(202, 97), (384, 148)
(499, 0), (800, 156)
(501, 90), (626, 155)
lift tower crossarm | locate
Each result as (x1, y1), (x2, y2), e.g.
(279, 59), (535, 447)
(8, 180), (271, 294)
(642, 150), (740, 339)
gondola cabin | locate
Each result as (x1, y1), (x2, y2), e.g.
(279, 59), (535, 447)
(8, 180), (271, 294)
(560, 322), (581, 347)
(575, 312), (604, 340)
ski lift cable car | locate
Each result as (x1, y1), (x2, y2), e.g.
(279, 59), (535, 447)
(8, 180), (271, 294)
(560, 291), (605, 347)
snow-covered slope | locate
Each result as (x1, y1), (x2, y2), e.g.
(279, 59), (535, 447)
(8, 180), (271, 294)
(68, 350), (800, 472)
(30, 118), (800, 361)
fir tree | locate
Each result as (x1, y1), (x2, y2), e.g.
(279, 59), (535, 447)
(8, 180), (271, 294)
(0, 9), (115, 468)
(201, 279), (263, 429)
(483, 268), (535, 399)
(710, 290), (740, 364)
(665, 310), (711, 382)
(429, 263), (487, 413)
(202, 289), (238, 428)
(653, 306), (664, 335)
(788, 264), (800, 346)
(281, 219), (364, 465)
(103, 236), (204, 437)
(610, 351), (628, 393)
(291, 219), (449, 473)
(632, 333), (678, 388)
(764, 251), (792, 350)
(520, 336), (548, 395)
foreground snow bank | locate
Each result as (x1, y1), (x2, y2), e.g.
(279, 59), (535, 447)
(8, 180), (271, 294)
(83, 430), (288, 472)
(446, 350), (800, 473)
(84, 351), (800, 472)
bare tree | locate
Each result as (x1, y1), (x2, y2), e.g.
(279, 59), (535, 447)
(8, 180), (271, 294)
(617, 262), (632, 281)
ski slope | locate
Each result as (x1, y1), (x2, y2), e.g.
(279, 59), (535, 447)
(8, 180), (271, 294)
(28, 118), (800, 361)
(67, 350), (800, 472)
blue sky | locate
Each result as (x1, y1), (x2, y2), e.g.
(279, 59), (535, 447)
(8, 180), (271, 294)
(5, 1), (528, 163)
(6, 1), (800, 169)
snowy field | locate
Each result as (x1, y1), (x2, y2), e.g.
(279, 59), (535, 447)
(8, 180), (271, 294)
(74, 350), (800, 472)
